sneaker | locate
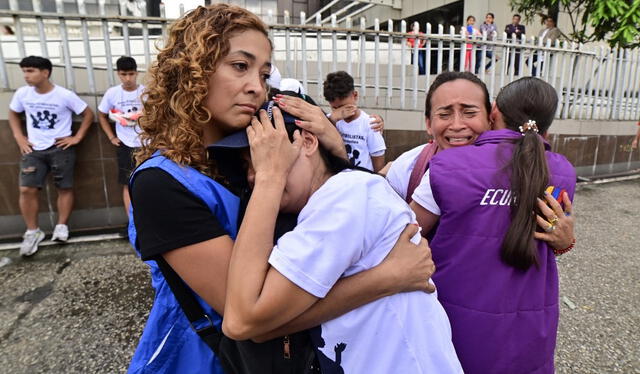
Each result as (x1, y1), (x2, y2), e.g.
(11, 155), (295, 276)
(20, 229), (45, 256)
(51, 224), (69, 242)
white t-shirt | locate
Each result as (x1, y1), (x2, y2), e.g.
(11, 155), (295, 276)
(269, 170), (462, 374)
(98, 84), (144, 148)
(385, 144), (426, 200)
(9, 85), (88, 151)
(335, 110), (386, 171)
(412, 169), (441, 215)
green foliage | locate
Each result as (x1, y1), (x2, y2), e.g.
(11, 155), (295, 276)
(509, 0), (640, 48)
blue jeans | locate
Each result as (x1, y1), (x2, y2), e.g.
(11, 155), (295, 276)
(411, 50), (426, 75)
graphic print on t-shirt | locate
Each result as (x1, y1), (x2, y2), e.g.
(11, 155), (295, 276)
(309, 326), (346, 374)
(98, 85), (145, 147)
(27, 104), (60, 130)
(344, 143), (361, 167)
(335, 110), (386, 171)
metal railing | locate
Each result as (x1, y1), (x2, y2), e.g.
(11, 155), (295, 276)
(1, 7), (639, 121)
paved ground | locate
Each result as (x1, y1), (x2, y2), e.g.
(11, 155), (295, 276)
(0, 180), (638, 373)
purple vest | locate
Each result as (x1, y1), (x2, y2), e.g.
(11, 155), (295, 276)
(429, 129), (576, 374)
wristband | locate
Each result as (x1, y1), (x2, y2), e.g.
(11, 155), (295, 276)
(553, 238), (575, 256)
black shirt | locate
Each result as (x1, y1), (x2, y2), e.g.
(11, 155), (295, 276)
(131, 168), (228, 260)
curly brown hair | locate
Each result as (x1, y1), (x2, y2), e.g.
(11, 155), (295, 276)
(135, 4), (269, 172)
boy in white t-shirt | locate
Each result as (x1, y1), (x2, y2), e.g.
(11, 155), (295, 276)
(323, 71), (386, 172)
(98, 56), (144, 218)
(8, 56), (94, 256)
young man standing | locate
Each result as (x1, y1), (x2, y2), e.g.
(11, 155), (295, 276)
(323, 71), (386, 172)
(97, 56), (144, 218)
(505, 14), (526, 75)
(9, 56), (94, 256)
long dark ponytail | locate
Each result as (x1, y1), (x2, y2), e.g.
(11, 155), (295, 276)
(496, 77), (558, 270)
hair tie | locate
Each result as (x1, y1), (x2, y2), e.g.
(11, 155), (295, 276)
(519, 120), (539, 135)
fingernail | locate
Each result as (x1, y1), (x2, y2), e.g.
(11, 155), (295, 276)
(544, 191), (549, 195)
(294, 119), (301, 125)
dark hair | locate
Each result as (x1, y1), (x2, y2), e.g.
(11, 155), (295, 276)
(19, 56), (52, 78)
(486, 12), (495, 19)
(496, 77), (558, 270)
(116, 56), (137, 71)
(424, 71), (490, 117)
(323, 71), (355, 102)
(466, 15), (475, 22)
(513, 14), (521, 19)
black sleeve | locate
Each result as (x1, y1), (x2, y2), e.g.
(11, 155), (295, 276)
(131, 168), (229, 260)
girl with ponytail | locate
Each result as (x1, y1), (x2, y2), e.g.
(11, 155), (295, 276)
(410, 77), (576, 374)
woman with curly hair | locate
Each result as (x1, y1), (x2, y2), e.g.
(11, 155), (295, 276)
(127, 5), (435, 374)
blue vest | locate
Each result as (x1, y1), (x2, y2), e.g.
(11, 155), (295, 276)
(127, 153), (239, 374)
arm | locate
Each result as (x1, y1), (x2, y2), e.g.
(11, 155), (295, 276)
(632, 123), (640, 149)
(223, 108), (317, 340)
(410, 201), (440, 236)
(252, 223), (436, 342)
(371, 155), (386, 173)
(55, 107), (94, 149)
(162, 236), (234, 314)
(97, 111), (121, 146)
(9, 109), (33, 154)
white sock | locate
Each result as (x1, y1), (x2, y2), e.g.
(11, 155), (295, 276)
(26, 228), (40, 235)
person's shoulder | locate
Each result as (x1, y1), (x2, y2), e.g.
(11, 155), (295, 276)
(55, 85), (81, 98)
(322, 170), (381, 194)
(546, 151), (576, 177)
(13, 85), (32, 97)
(397, 144), (427, 162)
(104, 85), (121, 96)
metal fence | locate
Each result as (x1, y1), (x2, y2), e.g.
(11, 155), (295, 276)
(1, 6), (639, 121)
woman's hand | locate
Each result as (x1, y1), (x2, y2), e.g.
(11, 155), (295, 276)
(369, 114), (384, 133)
(378, 224), (436, 294)
(247, 107), (302, 183)
(534, 191), (575, 250)
(273, 94), (347, 159)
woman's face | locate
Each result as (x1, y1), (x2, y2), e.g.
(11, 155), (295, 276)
(426, 79), (491, 150)
(467, 17), (475, 26)
(205, 29), (272, 135)
(485, 14), (494, 24)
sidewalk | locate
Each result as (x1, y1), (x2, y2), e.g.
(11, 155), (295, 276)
(0, 180), (638, 373)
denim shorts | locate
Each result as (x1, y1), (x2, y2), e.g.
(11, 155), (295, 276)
(19, 146), (76, 189)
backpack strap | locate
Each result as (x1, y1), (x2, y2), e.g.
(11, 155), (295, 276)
(406, 142), (438, 203)
(155, 255), (222, 353)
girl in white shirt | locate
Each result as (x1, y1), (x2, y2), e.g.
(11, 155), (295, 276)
(223, 107), (462, 374)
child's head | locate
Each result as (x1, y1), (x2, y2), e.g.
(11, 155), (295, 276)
(19, 56), (52, 85)
(116, 56), (138, 90)
(485, 13), (495, 24)
(323, 71), (358, 119)
(466, 16), (475, 25)
(136, 4), (271, 172)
